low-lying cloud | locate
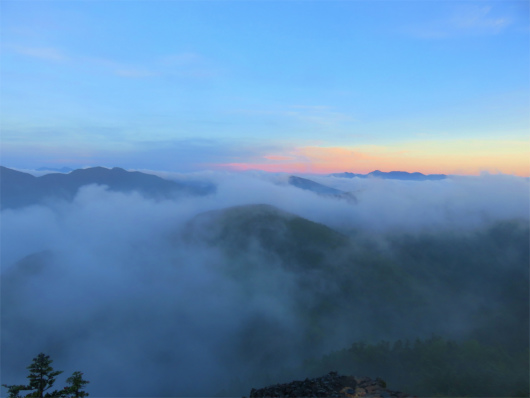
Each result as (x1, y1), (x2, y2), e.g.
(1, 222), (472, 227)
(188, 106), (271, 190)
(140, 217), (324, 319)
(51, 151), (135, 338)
(1, 171), (528, 397)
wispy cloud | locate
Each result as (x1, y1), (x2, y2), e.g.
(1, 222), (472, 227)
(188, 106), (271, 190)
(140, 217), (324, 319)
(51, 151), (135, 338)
(263, 155), (295, 161)
(6, 43), (157, 78)
(230, 104), (355, 130)
(159, 52), (202, 67)
(5, 43), (215, 80)
(407, 5), (513, 39)
(284, 105), (356, 126)
(114, 69), (158, 78)
(157, 52), (219, 79)
(451, 5), (510, 31)
(8, 45), (69, 62)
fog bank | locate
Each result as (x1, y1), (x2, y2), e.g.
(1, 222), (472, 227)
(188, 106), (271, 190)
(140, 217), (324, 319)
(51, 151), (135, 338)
(1, 172), (528, 397)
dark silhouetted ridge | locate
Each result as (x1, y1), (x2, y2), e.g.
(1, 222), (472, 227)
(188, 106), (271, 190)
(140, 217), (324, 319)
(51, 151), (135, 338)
(288, 176), (344, 196)
(0, 166), (211, 209)
(330, 170), (446, 180)
(288, 176), (357, 202)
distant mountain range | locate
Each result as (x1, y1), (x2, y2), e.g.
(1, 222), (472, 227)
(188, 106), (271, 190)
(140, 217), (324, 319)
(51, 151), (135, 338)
(330, 170), (447, 180)
(1, 166), (449, 209)
(286, 171), (446, 201)
(0, 166), (214, 209)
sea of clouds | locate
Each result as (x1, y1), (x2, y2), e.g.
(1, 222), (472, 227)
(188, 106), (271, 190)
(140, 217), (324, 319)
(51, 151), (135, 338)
(1, 170), (528, 396)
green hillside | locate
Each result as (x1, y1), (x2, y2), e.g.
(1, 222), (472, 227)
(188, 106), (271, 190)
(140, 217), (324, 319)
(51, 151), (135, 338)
(186, 207), (529, 396)
(184, 204), (349, 271)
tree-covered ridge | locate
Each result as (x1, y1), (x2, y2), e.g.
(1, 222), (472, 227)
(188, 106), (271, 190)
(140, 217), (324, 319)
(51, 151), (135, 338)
(204, 208), (528, 346)
(209, 212), (529, 396)
(300, 336), (529, 397)
(2, 354), (89, 398)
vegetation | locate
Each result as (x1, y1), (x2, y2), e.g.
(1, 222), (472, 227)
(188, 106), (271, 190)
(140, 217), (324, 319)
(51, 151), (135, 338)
(218, 215), (529, 397)
(2, 354), (89, 398)
(300, 335), (529, 397)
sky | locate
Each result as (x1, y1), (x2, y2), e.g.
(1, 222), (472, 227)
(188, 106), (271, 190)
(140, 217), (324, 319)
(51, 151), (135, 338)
(1, 0), (529, 176)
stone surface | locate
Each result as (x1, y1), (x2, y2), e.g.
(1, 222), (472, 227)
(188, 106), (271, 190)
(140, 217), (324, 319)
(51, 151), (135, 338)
(247, 372), (415, 398)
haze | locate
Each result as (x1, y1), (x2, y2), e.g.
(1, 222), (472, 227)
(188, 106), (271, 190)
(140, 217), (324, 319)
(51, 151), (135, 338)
(1, 1), (529, 397)
(1, 168), (529, 396)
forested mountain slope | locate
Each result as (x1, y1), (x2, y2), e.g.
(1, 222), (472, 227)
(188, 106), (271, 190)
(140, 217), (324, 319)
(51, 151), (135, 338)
(2, 200), (528, 397)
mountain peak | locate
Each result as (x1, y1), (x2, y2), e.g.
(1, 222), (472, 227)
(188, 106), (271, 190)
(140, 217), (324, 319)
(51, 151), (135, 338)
(185, 203), (348, 271)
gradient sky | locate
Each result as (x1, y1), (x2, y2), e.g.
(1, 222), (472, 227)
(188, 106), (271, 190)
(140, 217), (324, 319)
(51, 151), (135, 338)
(1, 1), (529, 175)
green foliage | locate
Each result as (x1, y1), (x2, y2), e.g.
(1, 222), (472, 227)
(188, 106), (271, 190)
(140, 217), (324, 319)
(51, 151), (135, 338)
(214, 216), (528, 396)
(64, 372), (89, 398)
(25, 353), (63, 398)
(2, 384), (30, 398)
(301, 336), (529, 397)
(2, 354), (89, 398)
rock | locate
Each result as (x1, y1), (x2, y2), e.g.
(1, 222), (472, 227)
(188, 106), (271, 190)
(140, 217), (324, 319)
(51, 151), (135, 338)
(248, 372), (415, 398)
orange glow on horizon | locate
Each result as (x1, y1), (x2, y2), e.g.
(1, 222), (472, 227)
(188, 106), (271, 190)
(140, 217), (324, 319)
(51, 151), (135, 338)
(212, 140), (530, 177)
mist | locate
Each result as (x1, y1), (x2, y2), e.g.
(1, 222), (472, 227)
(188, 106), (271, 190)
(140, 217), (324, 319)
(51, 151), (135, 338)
(1, 171), (528, 397)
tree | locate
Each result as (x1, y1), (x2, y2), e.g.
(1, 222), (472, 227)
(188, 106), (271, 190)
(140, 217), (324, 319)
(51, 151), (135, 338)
(2, 384), (30, 398)
(2, 353), (88, 398)
(64, 372), (89, 398)
(25, 353), (63, 398)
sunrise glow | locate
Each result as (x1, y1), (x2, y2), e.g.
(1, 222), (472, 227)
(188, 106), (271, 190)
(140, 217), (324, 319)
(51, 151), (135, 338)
(214, 139), (530, 177)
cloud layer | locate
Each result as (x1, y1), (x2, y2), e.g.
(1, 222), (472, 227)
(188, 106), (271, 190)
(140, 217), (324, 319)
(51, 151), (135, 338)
(1, 172), (528, 396)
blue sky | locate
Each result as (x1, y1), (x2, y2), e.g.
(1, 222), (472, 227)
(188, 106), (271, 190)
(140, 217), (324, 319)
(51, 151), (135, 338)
(1, 1), (529, 174)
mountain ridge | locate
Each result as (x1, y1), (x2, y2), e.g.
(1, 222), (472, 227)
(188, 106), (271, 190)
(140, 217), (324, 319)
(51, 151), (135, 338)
(0, 166), (212, 209)
(288, 176), (357, 202)
(184, 203), (349, 271)
(330, 170), (447, 180)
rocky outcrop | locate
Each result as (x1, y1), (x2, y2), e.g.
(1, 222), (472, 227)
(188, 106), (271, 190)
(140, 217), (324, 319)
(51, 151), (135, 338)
(248, 372), (415, 398)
